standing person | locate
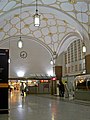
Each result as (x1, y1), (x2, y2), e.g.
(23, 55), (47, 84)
(24, 82), (28, 95)
(58, 81), (65, 97)
(64, 81), (69, 98)
(21, 82), (24, 96)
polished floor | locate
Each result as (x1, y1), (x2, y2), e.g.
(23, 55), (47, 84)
(0, 91), (90, 120)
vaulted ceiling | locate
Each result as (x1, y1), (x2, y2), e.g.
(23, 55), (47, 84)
(0, 0), (90, 78)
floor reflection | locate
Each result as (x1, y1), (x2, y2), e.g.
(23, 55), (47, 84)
(1, 92), (90, 120)
(0, 114), (8, 120)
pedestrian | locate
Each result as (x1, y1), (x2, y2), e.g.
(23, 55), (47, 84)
(21, 82), (24, 96)
(64, 81), (69, 98)
(24, 83), (29, 95)
(58, 81), (65, 97)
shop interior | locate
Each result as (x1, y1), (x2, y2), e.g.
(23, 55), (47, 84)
(8, 79), (50, 94)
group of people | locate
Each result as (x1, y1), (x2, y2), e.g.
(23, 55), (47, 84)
(58, 81), (69, 98)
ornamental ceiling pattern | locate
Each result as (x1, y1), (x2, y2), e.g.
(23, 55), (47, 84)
(0, 12), (76, 53)
(0, 0), (89, 31)
(0, 0), (89, 77)
(0, 0), (90, 54)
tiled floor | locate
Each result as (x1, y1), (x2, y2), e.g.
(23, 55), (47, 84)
(0, 91), (90, 120)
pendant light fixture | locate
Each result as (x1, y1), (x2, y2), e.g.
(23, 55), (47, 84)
(82, 42), (86, 53)
(34, 0), (40, 27)
(50, 51), (57, 65)
(8, 39), (11, 64)
(50, 59), (53, 65)
(18, 37), (23, 48)
(17, 0), (23, 48)
(50, 32), (57, 65)
(8, 19), (11, 64)
(81, 8), (86, 53)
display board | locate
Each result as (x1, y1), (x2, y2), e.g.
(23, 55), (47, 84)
(0, 49), (9, 114)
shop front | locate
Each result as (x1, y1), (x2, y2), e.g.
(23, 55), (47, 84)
(9, 79), (51, 94)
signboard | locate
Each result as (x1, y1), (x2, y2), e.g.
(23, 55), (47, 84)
(0, 49), (9, 114)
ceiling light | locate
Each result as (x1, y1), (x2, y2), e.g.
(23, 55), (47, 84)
(17, 0), (23, 48)
(82, 43), (86, 53)
(50, 59), (53, 65)
(34, 0), (40, 27)
(80, 8), (87, 53)
(17, 70), (25, 77)
(8, 35), (11, 63)
(17, 37), (23, 49)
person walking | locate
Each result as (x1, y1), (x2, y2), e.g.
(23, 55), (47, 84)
(21, 82), (24, 96)
(64, 81), (69, 98)
(24, 83), (29, 95)
(58, 81), (65, 97)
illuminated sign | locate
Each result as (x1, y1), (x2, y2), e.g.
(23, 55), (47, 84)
(51, 77), (57, 81)
(40, 80), (49, 83)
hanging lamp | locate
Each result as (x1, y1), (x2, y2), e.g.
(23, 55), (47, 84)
(8, 20), (11, 64)
(17, 0), (23, 48)
(82, 42), (86, 53)
(50, 59), (53, 65)
(34, 0), (40, 26)
(81, 9), (86, 53)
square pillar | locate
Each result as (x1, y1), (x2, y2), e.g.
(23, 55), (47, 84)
(55, 66), (62, 80)
(85, 54), (90, 74)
